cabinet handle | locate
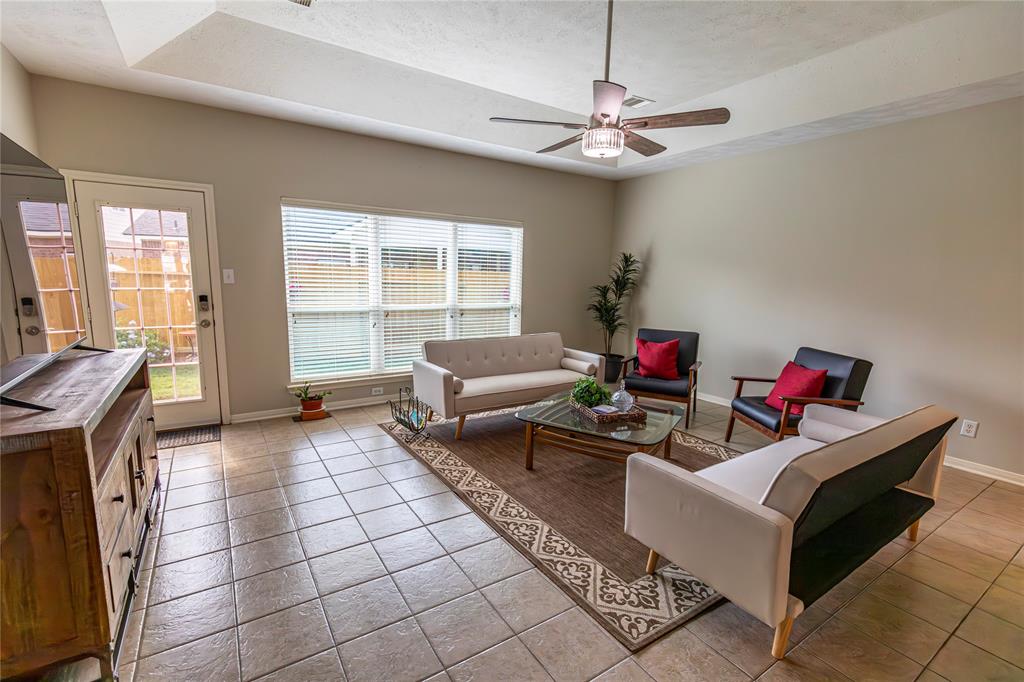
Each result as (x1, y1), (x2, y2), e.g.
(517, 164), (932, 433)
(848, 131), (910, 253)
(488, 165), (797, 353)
(121, 548), (133, 559)
(112, 494), (125, 503)
(134, 469), (145, 481)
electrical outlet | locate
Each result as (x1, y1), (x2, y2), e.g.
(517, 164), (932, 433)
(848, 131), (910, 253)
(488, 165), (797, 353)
(960, 419), (979, 438)
(370, 387), (384, 396)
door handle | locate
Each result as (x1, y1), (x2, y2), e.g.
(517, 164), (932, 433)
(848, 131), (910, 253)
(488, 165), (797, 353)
(24, 325), (40, 336)
(199, 319), (212, 328)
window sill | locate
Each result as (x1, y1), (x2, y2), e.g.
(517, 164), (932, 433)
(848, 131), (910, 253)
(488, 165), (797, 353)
(287, 372), (412, 393)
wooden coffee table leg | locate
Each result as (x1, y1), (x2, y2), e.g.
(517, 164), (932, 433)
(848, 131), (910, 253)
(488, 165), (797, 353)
(663, 434), (672, 459)
(525, 423), (535, 470)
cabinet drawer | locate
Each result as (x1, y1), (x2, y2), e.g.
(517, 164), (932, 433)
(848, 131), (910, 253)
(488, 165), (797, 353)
(105, 514), (133, 619)
(96, 454), (130, 553)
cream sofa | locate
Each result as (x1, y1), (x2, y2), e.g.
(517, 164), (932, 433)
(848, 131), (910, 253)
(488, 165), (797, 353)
(412, 332), (604, 438)
(625, 403), (956, 659)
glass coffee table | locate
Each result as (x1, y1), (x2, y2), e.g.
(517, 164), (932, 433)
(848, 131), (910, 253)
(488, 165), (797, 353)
(514, 391), (683, 469)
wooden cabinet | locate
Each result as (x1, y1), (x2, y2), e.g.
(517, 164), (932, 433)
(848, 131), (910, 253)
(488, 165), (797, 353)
(0, 349), (160, 679)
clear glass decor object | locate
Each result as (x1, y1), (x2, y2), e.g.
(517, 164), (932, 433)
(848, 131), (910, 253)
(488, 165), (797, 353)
(611, 380), (635, 412)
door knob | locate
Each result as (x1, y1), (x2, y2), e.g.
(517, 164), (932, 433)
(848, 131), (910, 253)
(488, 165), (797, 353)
(24, 325), (40, 336)
(199, 319), (212, 328)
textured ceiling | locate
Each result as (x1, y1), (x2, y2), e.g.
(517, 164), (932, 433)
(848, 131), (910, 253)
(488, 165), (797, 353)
(2, 1), (1021, 178)
(215, 0), (957, 116)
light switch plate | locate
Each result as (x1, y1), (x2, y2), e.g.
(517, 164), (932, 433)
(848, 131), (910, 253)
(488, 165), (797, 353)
(960, 419), (979, 438)
(222, 268), (235, 284)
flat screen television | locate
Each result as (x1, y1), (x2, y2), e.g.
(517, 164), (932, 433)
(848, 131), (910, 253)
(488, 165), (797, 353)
(1, 134), (91, 399)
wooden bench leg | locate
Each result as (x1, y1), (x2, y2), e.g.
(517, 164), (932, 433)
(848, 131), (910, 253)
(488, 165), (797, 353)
(724, 412), (737, 442)
(907, 519), (921, 542)
(455, 415), (466, 440)
(645, 549), (659, 574)
(772, 616), (794, 659)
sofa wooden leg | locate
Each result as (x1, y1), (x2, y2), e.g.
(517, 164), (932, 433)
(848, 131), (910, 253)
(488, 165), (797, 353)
(455, 415), (466, 440)
(684, 399), (691, 429)
(772, 617), (794, 659)
(724, 412), (736, 442)
(426, 408), (433, 422)
(645, 549), (659, 574)
(907, 519), (921, 542)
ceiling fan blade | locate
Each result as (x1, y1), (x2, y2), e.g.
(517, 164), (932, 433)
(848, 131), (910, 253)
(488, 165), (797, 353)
(592, 80), (627, 125)
(537, 133), (585, 154)
(624, 131), (667, 157)
(490, 117), (588, 130)
(623, 107), (731, 130)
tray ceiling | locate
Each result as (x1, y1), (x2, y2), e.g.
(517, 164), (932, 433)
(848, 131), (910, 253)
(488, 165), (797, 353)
(3, 1), (1021, 178)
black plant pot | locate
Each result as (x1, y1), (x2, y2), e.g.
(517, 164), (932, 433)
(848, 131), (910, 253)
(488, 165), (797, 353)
(602, 353), (625, 384)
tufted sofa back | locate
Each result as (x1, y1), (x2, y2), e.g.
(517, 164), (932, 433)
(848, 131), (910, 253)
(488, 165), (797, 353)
(423, 333), (566, 379)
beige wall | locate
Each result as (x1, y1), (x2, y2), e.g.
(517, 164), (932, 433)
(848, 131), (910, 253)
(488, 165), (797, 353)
(612, 97), (1023, 475)
(0, 45), (38, 155)
(30, 76), (615, 418)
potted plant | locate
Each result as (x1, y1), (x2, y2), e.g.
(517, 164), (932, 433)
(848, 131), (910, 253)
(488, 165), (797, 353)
(587, 252), (640, 383)
(293, 383), (332, 421)
(569, 376), (611, 408)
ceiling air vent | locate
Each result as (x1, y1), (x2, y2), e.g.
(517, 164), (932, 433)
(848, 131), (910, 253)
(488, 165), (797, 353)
(623, 95), (655, 109)
(287, 0), (314, 6)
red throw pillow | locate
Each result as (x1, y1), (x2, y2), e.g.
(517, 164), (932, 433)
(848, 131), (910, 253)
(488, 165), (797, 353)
(636, 338), (680, 380)
(765, 361), (828, 415)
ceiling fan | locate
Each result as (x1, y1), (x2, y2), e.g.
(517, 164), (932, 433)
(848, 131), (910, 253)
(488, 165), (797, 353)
(490, 0), (730, 159)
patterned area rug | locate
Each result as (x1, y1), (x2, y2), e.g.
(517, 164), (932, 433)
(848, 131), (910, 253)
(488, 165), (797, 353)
(156, 424), (221, 449)
(382, 409), (740, 651)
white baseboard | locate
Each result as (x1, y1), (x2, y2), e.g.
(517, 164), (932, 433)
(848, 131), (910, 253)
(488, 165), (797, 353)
(694, 392), (732, 408)
(944, 455), (1024, 487)
(231, 394), (399, 424)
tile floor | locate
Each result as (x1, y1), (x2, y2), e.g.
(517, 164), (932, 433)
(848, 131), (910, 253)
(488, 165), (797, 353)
(113, 400), (1024, 681)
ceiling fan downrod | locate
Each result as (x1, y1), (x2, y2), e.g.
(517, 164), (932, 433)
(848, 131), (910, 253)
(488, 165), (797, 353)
(603, 0), (614, 83)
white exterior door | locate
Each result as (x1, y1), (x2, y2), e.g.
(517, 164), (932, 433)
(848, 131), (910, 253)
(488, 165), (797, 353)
(73, 180), (222, 428)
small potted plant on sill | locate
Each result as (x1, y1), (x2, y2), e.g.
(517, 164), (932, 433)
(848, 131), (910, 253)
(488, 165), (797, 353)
(588, 252), (640, 383)
(293, 383), (332, 421)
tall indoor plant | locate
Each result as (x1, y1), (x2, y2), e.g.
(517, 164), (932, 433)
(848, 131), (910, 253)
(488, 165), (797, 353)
(588, 252), (640, 383)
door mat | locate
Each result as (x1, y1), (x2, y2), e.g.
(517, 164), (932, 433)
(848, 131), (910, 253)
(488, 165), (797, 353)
(156, 424), (221, 449)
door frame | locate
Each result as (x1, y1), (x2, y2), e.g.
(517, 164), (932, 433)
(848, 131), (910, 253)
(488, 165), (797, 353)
(61, 169), (232, 425)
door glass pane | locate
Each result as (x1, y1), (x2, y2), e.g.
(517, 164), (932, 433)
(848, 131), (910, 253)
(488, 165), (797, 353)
(17, 200), (87, 350)
(100, 205), (202, 403)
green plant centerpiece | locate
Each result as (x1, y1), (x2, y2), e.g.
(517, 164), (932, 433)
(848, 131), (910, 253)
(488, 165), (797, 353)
(587, 252), (640, 383)
(570, 376), (611, 408)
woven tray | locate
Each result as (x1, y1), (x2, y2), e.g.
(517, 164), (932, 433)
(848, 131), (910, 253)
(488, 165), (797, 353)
(569, 398), (647, 424)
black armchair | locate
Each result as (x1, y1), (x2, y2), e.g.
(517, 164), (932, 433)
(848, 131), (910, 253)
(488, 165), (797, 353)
(622, 329), (701, 429)
(725, 347), (873, 443)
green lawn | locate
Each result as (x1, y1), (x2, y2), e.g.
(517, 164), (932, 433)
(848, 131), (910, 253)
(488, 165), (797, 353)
(150, 364), (200, 402)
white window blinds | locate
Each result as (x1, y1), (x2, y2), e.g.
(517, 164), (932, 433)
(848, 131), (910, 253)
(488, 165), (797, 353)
(282, 203), (523, 382)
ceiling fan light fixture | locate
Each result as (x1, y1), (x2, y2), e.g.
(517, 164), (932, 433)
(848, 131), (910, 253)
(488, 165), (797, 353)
(582, 127), (624, 158)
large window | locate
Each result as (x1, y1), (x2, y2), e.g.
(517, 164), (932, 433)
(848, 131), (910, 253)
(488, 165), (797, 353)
(281, 203), (523, 382)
